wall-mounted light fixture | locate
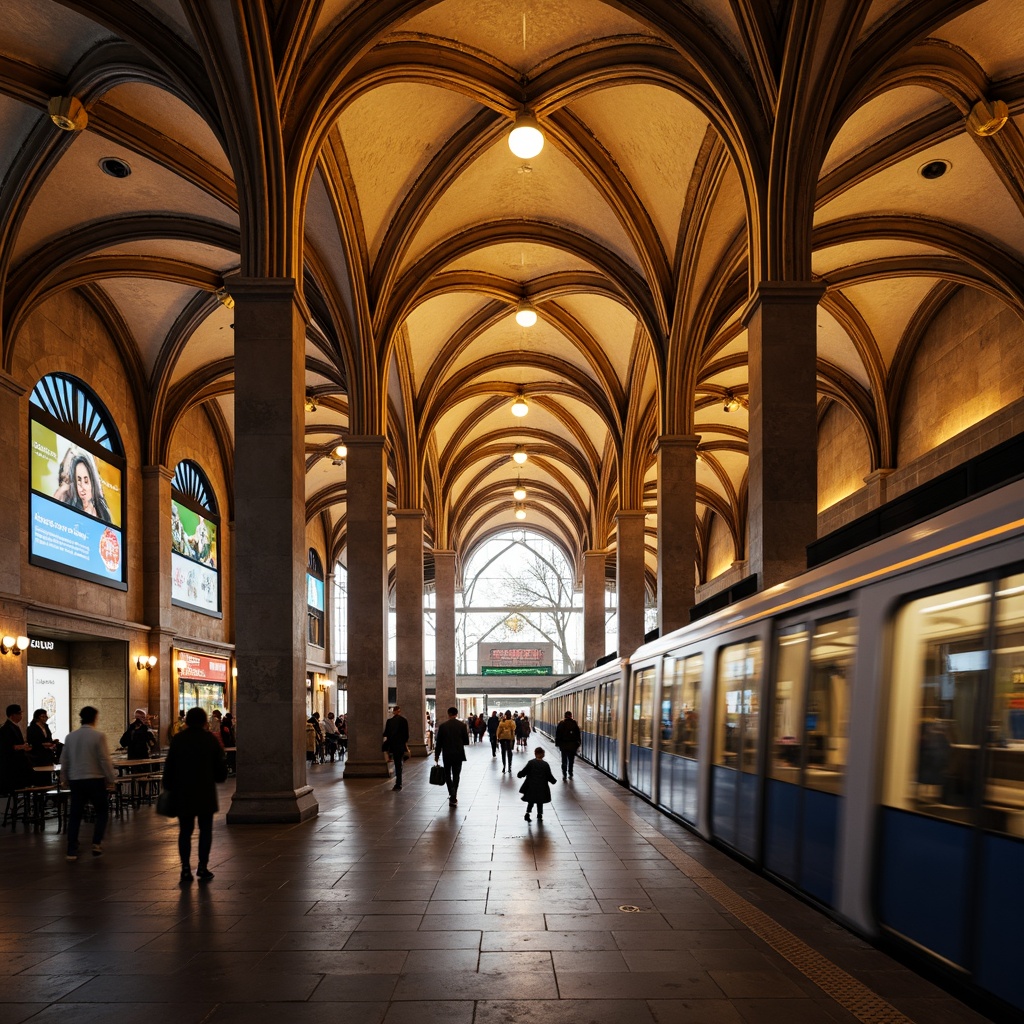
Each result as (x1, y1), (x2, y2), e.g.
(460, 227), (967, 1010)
(515, 298), (537, 327)
(136, 654), (158, 671)
(215, 288), (235, 309)
(232, 666), (238, 679)
(508, 111), (544, 159)
(48, 95), (88, 131)
(512, 445), (528, 464)
(511, 392), (529, 417)
(332, 442), (347, 465)
(0, 635), (30, 656)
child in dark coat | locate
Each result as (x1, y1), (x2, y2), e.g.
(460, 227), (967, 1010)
(517, 747), (557, 822)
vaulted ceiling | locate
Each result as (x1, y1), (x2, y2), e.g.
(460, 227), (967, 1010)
(2, 0), (1022, 591)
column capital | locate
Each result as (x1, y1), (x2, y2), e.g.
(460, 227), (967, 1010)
(655, 434), (702, 452)
(863, 468), (894, 484)
(583, 548), (607, 558)
(223, 275), (310, 320)
(432, 548), (456, 559)
(615, 509), (648, 521)
(392, 508), (426, 521)
(741, 281), (826, 326)
(142, 464), (175, 483)
(344, 434), (389, 451)
(0, 371), (26, 398)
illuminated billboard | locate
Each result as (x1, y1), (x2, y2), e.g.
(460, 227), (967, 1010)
(29, 412), (126, 589)
(171, 498), (220, 615)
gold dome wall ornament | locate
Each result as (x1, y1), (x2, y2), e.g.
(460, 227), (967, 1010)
(48, 95), (88, 131)
(967, 99), (1009, 137)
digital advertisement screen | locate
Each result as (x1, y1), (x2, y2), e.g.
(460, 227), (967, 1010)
(29, 416), (126, 589)
(306, 573), (325, 611)
(171, 499), (220, 614)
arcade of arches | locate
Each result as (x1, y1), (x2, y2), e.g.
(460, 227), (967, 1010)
(0, 1), (1022, 821)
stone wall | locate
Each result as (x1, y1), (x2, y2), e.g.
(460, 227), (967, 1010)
(817, 400), (871, 513)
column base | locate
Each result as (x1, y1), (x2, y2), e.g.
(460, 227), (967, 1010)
(407, 742), (429, 758)
(343, 757), (393, 779)
(226, 786), (318, 824)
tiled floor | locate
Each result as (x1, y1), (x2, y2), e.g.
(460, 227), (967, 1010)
(0, 740), (993, 1023)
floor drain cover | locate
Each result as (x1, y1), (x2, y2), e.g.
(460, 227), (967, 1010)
(618, 905), (641, 913)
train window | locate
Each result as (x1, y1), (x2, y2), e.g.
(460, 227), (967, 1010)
(886, 580), (993, 821)
(715, 641), (762, 772)
(632, 668), (655, 747)
(584, 687), (596, 730)
(983, 572), (1024, 836)
(771, 627), (808, 783)
(663, 655), (702, 756)
(805, 617), (854, 793)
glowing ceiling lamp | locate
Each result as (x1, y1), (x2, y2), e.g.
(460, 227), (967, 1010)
(511, 392), (529, 417)
(508, 111), (544, 159)
(722, 390), (740, 413)
(515, 298), (537, 327)
(513, 476), (527, 502)
(514, 504), (527, 520)
(333, 443), (347, 459)
(512, 445), (528, 465)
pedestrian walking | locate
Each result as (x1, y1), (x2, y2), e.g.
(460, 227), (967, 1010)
(162, 706), (228, 884)
(62, 706), (116, 860)
(486, 710), (500, 758)
(434, 706), (469, 806)
(382, 705), (409, 790)
(555, 709), (582, 779)
(518, 746), (557, 822)
(496, 710), (516, 773)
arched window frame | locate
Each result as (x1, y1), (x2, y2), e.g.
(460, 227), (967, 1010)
(170, 460), (222, 617)
(28, 373), (127, 590)
(307, 548), (325, 648)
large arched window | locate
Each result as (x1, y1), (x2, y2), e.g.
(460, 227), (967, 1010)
(307, 548), (325, 647)
(29, 373), (126, 589)
(171, 460), (221, 616)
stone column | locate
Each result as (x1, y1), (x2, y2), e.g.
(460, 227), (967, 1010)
(616, 511), (648, 659)
(743, 283), (824, 591)
(583, 550), (607, 669)
(226, 278), (317, 823)
(433, 550), (457, 714)
(657, 435), (700, 636)
(341, 436), (391, 778)
(0, 373), (25, 712)
(394, 509), (427, 755)
(141, 465), (175, 741)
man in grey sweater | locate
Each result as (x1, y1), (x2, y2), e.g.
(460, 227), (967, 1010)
(62, 705), (116, 861)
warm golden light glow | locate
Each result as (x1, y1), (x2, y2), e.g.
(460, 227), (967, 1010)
(515, 299), (537, 327)
(511, 394), (529, 417)
(514, 505), (527, 520)
(512, 446), (527, 464)
(508, 112), (544, 159)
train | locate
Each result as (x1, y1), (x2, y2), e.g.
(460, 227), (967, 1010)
(535, 477), (1024, 1018)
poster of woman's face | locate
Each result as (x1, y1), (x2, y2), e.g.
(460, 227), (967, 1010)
(31, 421), (121, 528)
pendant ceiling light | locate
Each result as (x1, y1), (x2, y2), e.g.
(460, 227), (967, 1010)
(722, 390), (740, 413)
(515, 298), (537, 327)
(511, 393), (529, 417)
(512, 445), (528, 465)
(333, 443), (347, 459)
(513, 476), (527, 502)
(514, 504), (527, 520)
(508, 111), (544, 159)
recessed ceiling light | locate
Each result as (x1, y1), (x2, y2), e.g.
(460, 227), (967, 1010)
(100, 157), (132, 178)
(918, 159), (950, 180)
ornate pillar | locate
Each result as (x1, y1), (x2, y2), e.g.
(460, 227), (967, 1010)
(0, 372), (25, 711)
(657, 435), (700, 636)
(394, 509), (427, 755)
(743, 283), (824, 590)
(582, 550), (607, 669)
(433, 549), (457, 715)
(226, 278), (317, 823)
(141, 465), (175, 741)
(615, 510), (647, 659)
(341, 436), (391, 778)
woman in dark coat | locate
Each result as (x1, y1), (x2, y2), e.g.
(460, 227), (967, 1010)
(26, 709), (57, 766)
(517, 746), (557, 823)
(162, 707), (227, 884)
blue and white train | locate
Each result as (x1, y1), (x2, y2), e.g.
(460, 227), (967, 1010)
(536, 477), (1024, 1018)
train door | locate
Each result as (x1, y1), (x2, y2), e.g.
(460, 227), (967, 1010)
(658, 653), (703, 824)
(629, 665), (656, 795)
(597, 678), (620, 773)
(763, 613), (855, 907)
(712, 639), (763, 858)
(879, 570), (1024, 1012)
(582, 687), (597, 762)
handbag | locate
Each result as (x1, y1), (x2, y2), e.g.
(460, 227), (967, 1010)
(429, 764), (446, 786)
(156, 789), (176, 817)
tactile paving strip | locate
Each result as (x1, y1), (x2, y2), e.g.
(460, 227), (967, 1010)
(587, 781), (915, 1024)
